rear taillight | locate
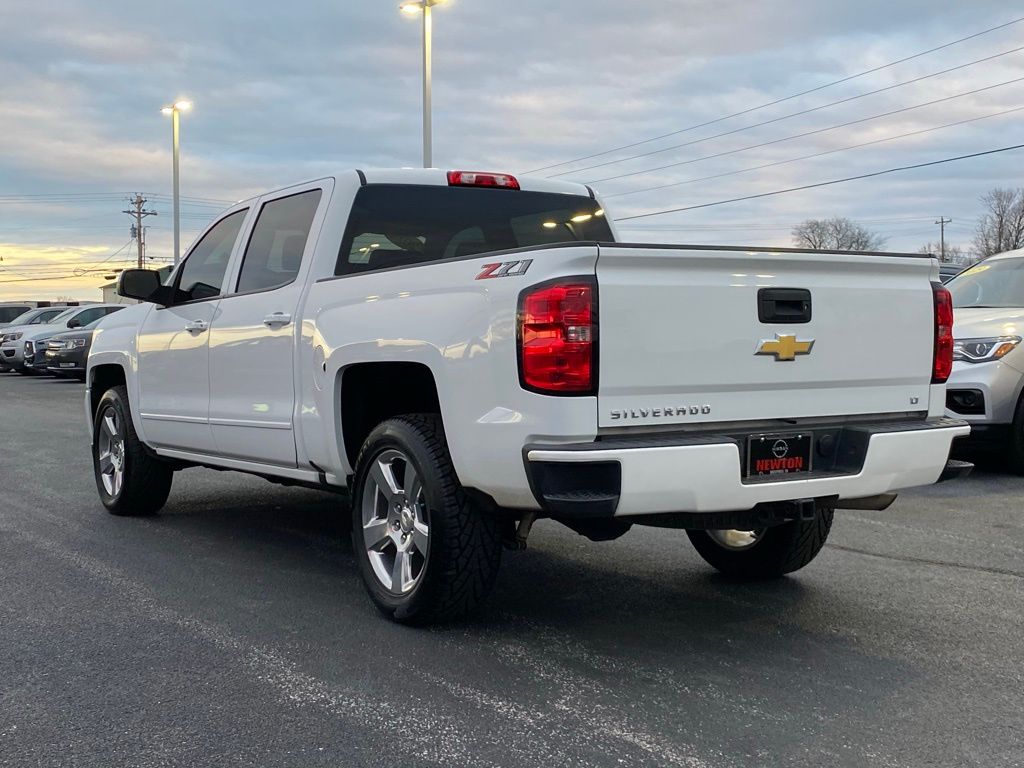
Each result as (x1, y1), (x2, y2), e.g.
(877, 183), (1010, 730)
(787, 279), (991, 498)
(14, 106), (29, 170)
(447, 170), (520, 190)
(518, 279), (596, 395)
(932, 281), (953, 384)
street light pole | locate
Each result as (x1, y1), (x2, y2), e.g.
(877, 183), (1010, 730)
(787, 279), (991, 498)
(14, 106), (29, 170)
(422, 1), (432, 168)
(171, 108), (181, 266)
(400, 0), (446, 168)
(161, 100), (192, 266)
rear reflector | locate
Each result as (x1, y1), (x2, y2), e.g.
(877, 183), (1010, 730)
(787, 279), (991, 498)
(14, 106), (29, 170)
(518, 279), (596, 395)
(932, 281), (953, 384)
(447, 170), (520, 190)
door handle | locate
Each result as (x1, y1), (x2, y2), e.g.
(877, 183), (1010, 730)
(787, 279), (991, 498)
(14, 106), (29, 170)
(263, 312), (292, 328)
(184, 319), (208, 333)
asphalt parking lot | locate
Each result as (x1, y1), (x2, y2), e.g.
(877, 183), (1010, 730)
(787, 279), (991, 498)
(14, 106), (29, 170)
(1, 373), (1022, 768)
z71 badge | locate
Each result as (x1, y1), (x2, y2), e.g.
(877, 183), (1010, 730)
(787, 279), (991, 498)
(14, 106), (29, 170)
(475, 259), (533, 280)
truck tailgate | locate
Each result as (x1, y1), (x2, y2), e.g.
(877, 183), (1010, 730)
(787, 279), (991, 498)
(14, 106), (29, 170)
(595, 245), (935, 429)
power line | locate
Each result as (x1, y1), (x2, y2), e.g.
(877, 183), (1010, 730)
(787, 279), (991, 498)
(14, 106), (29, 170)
(524, 14), (1024, 174)
(550, 44), (1024, 179)
(603, 103), (1024, 198)
(614, 143), (1024, 221)
(587, 76), (1024, 185)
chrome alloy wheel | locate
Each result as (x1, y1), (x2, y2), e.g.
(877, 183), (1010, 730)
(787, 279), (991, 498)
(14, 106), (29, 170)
(97, 406), (126, 498)
(707, 528), (765, 550)
(361, 449), (430, 594)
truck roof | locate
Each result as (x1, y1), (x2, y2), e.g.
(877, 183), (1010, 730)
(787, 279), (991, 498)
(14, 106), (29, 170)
(230, 169), (596, 209)
(357, 168), (594, 198)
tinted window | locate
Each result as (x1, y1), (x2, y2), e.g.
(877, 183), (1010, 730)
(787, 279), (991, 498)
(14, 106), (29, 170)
(236, 190), (321, 293)
(336, 185), (614, 275)
(33, 308), (65, 324)
(174, 209), (248, 302)
(69, 307), (107, 327)
(48, 308), (78, 324)
(0, 306), (31, 323)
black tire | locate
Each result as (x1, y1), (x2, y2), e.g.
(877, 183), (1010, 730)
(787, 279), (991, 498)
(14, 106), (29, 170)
(686, 500), (834, 578)
(92, 385), (173, 516)
(351, 415), (502, 624)
(16, 367), (35, 376)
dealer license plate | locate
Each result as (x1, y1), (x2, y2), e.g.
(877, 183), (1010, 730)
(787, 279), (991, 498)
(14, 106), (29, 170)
(747, 433), (812, 476)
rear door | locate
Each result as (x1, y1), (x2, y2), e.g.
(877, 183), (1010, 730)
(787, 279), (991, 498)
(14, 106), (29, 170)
(595, 245), (936, 429)
(207, 181), (329, 466)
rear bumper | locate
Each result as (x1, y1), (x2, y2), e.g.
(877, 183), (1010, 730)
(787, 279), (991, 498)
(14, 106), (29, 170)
(525, 417), (970, 516)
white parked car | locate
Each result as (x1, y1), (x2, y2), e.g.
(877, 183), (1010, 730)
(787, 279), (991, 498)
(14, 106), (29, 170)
(2, 304), (124, 374)
(86, 168), (969, 623)
(944, 248), (1024, 468)
(0, 307), (71, 370)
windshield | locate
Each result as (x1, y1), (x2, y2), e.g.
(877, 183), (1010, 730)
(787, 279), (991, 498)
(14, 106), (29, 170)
(336, 185), (614, 276)
(949, 258), (1024, 309)
(47, 308), (79, 324)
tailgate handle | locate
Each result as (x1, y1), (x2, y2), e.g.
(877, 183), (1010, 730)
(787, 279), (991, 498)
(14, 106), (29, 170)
(758, 288), (811, 324)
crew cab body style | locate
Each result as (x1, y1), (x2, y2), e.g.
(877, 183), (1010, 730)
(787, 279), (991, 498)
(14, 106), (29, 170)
(86, 168), (969, 623)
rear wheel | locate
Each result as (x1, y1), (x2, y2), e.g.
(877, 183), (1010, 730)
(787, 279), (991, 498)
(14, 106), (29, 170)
(687, 500), (834, 578)
(351, 415), (502, 624)
(92, 385), (173, 516)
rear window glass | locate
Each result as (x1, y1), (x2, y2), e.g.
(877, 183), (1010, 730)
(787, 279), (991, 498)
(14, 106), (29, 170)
(0, 306), (31, 323)
(336, 185), (613, 276)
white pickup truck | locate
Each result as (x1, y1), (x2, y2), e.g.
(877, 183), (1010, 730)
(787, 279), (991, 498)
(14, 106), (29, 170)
(87, 168), (970, 623)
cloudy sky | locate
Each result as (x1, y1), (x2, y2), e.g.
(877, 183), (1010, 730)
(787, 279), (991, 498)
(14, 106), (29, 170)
(0, 0), (1021, 300)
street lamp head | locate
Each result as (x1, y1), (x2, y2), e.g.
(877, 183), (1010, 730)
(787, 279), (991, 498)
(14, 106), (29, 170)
(162, 101), (193, 115)
(400, 0), (445, 13)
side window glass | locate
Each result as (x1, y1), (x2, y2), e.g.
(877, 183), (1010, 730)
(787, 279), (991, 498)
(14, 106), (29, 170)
(71, 309), (101, 327)
(175, 209), (248, 303)
(236, 190), (322, 294)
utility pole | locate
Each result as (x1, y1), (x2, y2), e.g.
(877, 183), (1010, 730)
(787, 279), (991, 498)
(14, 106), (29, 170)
(935, 216), (952, 262)
(123, 194), (157, 269)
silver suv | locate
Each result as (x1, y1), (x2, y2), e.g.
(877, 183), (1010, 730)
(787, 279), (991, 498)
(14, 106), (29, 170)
(944, 248), (1024, 470)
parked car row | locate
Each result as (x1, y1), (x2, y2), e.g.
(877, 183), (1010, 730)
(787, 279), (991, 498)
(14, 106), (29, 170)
(0, 300), (91, 326)
(0, 304), (125, 379)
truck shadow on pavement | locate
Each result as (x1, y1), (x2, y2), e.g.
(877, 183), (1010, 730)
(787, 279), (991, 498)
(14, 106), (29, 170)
(148, 480), (907, 655)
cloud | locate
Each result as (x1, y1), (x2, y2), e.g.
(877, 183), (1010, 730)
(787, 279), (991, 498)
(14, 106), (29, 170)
(0, 0), (1020, 299)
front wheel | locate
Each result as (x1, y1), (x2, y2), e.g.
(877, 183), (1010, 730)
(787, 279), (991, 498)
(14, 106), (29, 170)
(686, 500), (834, 578)
(351, 415), (502, 624)
(92, 385), (173, 515)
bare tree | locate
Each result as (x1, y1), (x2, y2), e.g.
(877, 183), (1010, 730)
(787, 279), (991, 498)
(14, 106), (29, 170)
(791, 217), (887, 251)
(973, 188), (1024, 258)
(917, 242), (970, 264)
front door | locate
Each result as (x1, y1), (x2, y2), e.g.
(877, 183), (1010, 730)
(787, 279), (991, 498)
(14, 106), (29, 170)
(208, 185), (327, 466)
(136, 207), (249, 453)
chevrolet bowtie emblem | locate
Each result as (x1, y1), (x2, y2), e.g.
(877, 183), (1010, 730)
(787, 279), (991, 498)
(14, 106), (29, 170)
(755, 333), (814, 361)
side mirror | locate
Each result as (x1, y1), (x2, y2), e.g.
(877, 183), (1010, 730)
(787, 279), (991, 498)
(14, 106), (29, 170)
(67, 318), (81, 328)
(118, 269), (168, 305)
